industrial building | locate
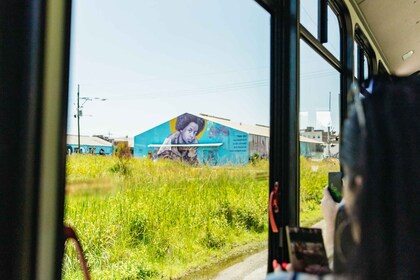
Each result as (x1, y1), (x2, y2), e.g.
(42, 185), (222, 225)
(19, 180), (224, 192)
(66, 135), (113, 155)
(133, 113), (327, 165)
(134, 113), (269, 165)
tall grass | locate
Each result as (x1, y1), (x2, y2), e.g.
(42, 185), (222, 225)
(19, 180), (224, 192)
(63, 155), (338, 279)
(300, 156), (340, 226)
(63, 155), (268, 279)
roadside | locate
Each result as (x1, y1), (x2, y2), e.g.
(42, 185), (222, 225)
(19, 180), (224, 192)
(211, 220), (326, 280)
(212, 249), (267, 280)
(177, 242), (266, 280)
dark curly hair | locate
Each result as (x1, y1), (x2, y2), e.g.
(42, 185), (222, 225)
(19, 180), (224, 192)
(340, 104), (365, 182)
(175, 113), (205, 134)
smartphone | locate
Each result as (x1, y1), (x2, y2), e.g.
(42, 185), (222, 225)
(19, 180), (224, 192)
(328, 172), (343, 203)
(285, 226), (331, 275)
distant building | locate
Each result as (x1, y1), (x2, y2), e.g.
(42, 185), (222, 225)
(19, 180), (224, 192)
(134, 113), (269, 165)
(113, 137), (134, 155)
(134, 113), (332, 165)
(66, 135), (113, 155)
(201, 114), (270, 160)
(299, 126), (340, 159)
(300, 126), (324, 142)
(299, 135), (325, 159)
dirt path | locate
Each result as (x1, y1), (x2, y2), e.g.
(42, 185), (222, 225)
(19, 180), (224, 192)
(212, 249), (267, 280)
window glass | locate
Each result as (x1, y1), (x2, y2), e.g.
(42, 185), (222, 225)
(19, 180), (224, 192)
(354, 41), (359, 79)
(300, 0), (318, 36)
(363, 54), (369, 80)
(64, 1), (270, 279)
(299, 40), (340, 226)
(354, 27), (377, 81)
(323, 5), (340, 59)
(354, 41), (372, 81)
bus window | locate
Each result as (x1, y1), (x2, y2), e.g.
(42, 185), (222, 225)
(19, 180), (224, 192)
(300, 0), (319, 37)
(64, 1), (270, 279)
(323, 5), (340, 59)
(363, 54), (369, 80)
(299, 40), (341, 227)
(354, 41), (372, 81)
(301, 0), (340, 61)
(354, 26), (376, 81)
(354, 41), (360, 79)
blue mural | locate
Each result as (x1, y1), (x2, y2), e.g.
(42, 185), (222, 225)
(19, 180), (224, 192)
(134, 113), (249, 165)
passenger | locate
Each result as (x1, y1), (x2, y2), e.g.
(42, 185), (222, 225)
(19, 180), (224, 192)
(267, 76), (420, 279)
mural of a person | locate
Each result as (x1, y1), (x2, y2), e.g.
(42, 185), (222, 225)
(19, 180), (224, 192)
(156, 113), (205, 164)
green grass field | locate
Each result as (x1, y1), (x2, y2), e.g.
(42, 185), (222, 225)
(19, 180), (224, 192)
(299, 157), (340, 226)
(63, 155), (338, 279)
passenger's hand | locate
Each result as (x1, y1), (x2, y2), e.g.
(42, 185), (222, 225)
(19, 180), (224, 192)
(321, 186), (339, 227)
(321, 186), (339, 260)
(272, 259), (281, 272)
(285, 263), (294, 272)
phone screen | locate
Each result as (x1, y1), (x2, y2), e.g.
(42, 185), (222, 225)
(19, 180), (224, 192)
(286, 226), (330, 275)
(328, 172), (343, 203)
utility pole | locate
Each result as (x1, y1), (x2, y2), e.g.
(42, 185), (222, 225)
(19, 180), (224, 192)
(74, 85), (106, 153)
(77, 84), (81, 153)
(327, 92), (331, 158)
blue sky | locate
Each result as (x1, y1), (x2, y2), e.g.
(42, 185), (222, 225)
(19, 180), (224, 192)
(67, 0), (341, 138)
(67, 0), (270, 137)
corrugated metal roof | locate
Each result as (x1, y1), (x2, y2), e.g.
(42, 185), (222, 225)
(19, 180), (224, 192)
(66, 135), (112, 146)
(200, 115), (325, 145)
(199, 113), (270, 137)
(299, 135), (324, 144)
(134, 113), (326, 144)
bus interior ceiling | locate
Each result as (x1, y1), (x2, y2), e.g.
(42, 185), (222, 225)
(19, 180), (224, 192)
(350, 0), (420, 75)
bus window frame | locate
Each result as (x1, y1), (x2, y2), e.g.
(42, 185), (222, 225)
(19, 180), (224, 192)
(0, 0), (71, 279)
(354, 24), (377, 80)
(256, 0), (353, 273)
(378, 60), (389, 75)
(1, 0), (358, 277)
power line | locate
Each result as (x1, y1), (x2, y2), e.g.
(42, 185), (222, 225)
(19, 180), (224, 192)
(72, 65), (269, 86)
(105, 79), (269, 100)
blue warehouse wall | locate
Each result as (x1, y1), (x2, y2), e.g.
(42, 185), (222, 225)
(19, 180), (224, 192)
(134, 113), (249, 165)
(66, 144), (113, 155)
